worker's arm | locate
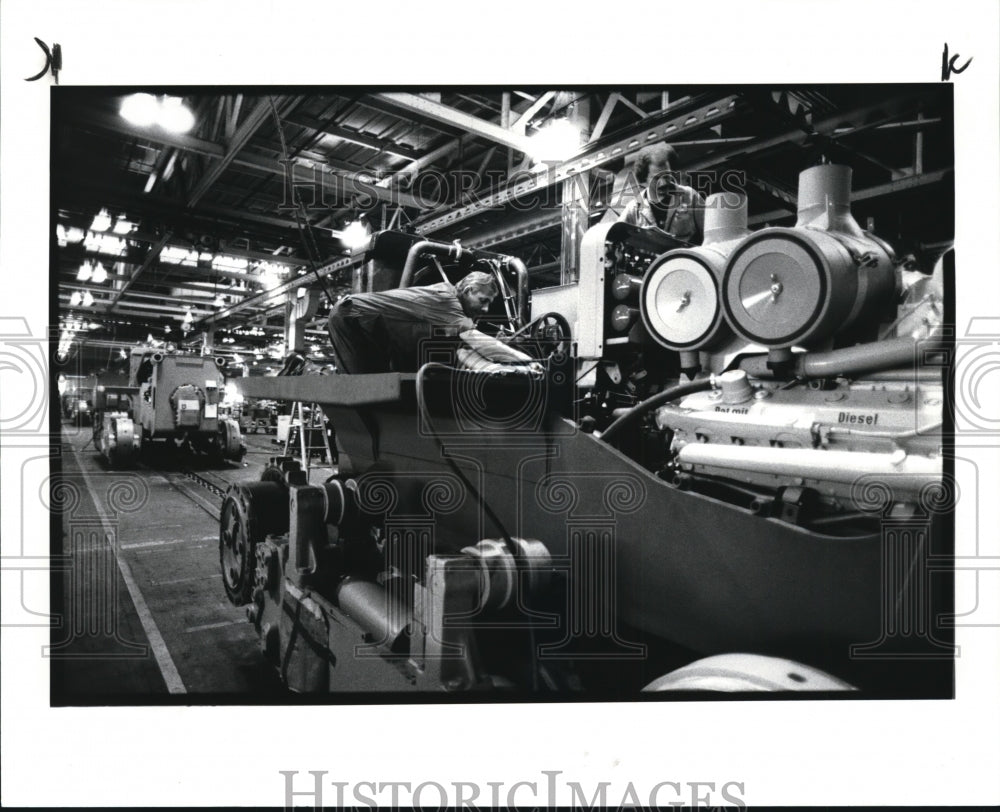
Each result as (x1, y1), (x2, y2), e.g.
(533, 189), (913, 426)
(458, 329), (535, 363)
(616, 197), (640, 225)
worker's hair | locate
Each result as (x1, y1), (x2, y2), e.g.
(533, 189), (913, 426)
(456, 270), (498, 296)
(634, 143), (679, 184)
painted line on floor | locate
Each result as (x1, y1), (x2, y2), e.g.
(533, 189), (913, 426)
(184, 619), (243, 633)
(153, 573), (223, 586)
(72, 462), (187, 694)
(121, 535), (217, 550)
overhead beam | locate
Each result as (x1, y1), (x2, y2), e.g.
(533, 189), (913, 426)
(414, 94), (741, 235)
(746, 169), (952, 225)
(509, 91), (557, 133)
(109, 232), (173, 310)
(377, 93), (533, 154)
(461, 211), (563, 250)
(687, 91), (928, 171)
(378, 93), (553, 188)
(286, 114), (420, 160)
(187, 96), (279, 206)
(589, 93), (620, 143)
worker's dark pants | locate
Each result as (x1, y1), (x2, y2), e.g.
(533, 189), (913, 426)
(328, 301), (458, 373)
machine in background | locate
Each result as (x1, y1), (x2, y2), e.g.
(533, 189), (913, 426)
(90, 372), (140, 467)
(131, 349), (245, 463)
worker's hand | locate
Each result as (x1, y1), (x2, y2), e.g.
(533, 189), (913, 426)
(499, 361), (545, 379)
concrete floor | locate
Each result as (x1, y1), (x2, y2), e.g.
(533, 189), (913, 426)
(51, 422), (327, 703)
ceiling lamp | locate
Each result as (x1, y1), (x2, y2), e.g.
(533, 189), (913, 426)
(81, 290), (95, 308)
(91, 262), (108, 284)
(160, 97), (196, 134)
(527, 118), (581, 165)
(90, 208), (113, 232)
(69, 291), (82, 307)
(76, 262), (92, 282)
(340, 218), (371, 251)
(120, 94), (196, 134)
(120, 93), (159, 127)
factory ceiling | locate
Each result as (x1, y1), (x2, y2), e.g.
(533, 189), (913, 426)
(53, 86), (954, 369)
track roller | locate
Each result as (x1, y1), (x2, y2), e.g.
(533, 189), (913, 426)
(219, 480), (290, 605)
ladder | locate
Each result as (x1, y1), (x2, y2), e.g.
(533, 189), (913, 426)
(283, 401), (334, 476)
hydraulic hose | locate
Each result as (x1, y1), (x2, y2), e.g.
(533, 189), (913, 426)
(598, 378), (714, 445)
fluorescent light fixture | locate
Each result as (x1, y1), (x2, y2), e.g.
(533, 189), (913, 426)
(91, 263), (108, 284)
(76, 262), (92, 282)
(214, 294), (225, 307)
(81, 290), (95, 307)
(112, 218), (133, 235)
(120, 93), (159, 127)
(90, 208), (113, 232)
(64, 227), (86, 244)
(69, 291), (82, 307)
(528, 118), (581, 164)
(212, 254), (249, 272)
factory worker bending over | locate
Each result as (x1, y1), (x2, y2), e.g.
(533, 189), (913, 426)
(327, 270), (541, 375)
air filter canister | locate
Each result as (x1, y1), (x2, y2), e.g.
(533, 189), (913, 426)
(641, 193), (749, 352)
(722, 165), (895, 349)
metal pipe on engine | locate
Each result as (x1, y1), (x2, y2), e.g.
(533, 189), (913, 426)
(676, 443), (941, 491)
(736, 328), (945, 380)
(399, 240), (463, 288)
(502, 255), (531, 328)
